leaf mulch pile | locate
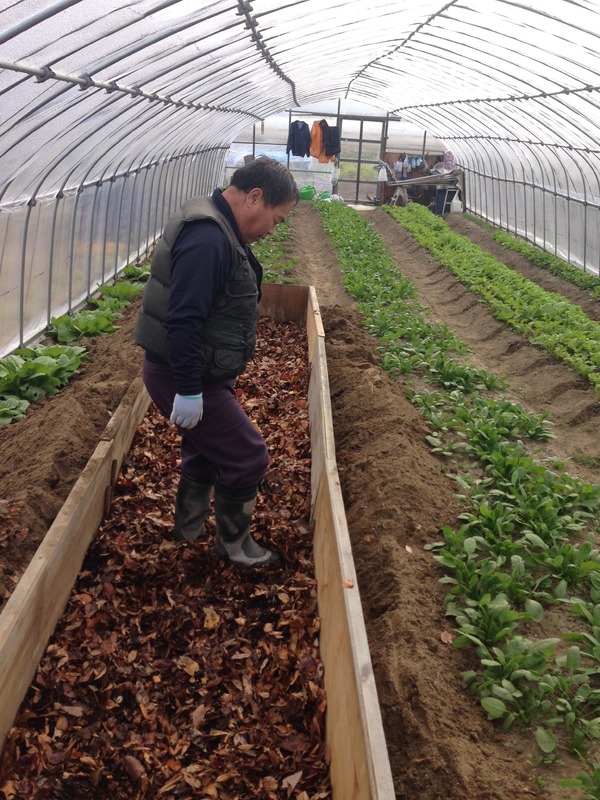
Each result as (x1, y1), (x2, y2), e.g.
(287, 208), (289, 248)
(0, 317), (333, 800)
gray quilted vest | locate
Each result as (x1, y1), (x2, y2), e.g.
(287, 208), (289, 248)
(134, 196), (259, 381)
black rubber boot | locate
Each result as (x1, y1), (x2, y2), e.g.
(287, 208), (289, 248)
(173, 474), (214, 541)
(214, 483), (281, 567)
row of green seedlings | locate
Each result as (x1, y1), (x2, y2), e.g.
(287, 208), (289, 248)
(311, 199), (600, 794)
(0, 263), (149, 425)
(384, 203), (600, 393)
(252, 217), (299, 283)
(465, 214), (600, 301)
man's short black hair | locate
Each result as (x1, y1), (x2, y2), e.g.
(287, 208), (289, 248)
(230, 156), (299, 207)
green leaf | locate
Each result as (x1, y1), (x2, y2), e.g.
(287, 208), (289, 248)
(481, 696), (508, 719)
(566, 646), (581, 673)
(0, 394), (30, 424)
(463, 537), (478, 557)
(524, 532), (548, 550)
(554, 579), (568, 599)
(524, 598), (544, 623)
(534, 727), (557, 754)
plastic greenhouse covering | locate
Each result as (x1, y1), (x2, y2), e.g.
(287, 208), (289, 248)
(2, 0), (600, 355)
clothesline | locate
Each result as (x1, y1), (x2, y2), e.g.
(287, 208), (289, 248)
(286, 119), (340, 163)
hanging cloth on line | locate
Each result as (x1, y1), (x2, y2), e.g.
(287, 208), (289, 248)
(322, 122), (340, 158)
(286, 120), (311, 157)
(310, 119), (339, 163)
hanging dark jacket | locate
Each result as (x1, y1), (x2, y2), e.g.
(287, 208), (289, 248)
(286, 120), (312, 157)
(134, 195), (259, 385)
(322, 123), (341, 157)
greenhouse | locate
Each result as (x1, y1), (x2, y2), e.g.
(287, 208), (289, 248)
(3, 0), (600, 353)
(1, 2), (600, 799)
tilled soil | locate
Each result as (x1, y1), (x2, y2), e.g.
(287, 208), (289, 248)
(287, 201), (600, 800)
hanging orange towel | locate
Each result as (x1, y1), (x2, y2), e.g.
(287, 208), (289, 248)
(310, 119), (335, 163)
(310, 120), (323, 159)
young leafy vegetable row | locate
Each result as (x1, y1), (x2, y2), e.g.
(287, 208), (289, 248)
(253, 217), (299, 283)
(385, 203), (600, 392)
(306, 199), (600, 790)
(463, 216), (600, 301)
(0, 264), (149, 425)
(464, 213), (600, 301)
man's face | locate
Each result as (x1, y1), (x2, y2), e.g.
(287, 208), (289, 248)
(239, 189), (294, 244)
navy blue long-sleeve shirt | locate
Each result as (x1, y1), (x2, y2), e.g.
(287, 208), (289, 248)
(164, 189), (262, 395)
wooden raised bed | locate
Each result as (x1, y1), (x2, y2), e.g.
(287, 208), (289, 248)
(0, 284), (395, 799)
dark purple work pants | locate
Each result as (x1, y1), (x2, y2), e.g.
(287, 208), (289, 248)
(142, 355), (269, 488)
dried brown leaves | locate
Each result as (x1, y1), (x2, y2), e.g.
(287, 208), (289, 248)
(0, 318), (331, 799)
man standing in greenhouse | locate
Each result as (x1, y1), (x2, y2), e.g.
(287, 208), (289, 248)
(134, 157), (299, 567)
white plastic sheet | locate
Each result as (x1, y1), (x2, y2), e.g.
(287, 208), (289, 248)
(1, 0), (600, 352)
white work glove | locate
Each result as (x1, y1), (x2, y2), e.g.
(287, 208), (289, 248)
(170, 393), (203, 429)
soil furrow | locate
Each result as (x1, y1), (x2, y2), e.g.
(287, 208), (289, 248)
(288, 199), (598, 799)
(364, 207), (600, 471)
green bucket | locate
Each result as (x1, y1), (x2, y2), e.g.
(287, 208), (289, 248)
(299, 185), (316, 200)
(318, 191), (331, 200)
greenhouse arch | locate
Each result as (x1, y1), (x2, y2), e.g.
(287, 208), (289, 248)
(2, 0), (600, 353)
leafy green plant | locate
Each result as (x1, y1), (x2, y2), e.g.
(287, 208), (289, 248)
(540, 539), (600, 591)
(462, 635), (559, 731)
(123, 262), (151, 282)
(428, 357), (503, 393)
(385, 203), (600, 392)
(0, 394), (30, 425)
(432, 543), (517, 603)
(0, 344), (88, 415)
(96, 280), (144, 301)
(559, 763), (600, 799)
(450, 592), (543, 648)
(491, 229), (600, 301)
(461, 396), (554, 442)
(535, 663), (600, 759)
(48, 310), (119, 343)
(89, 297), (131, 314)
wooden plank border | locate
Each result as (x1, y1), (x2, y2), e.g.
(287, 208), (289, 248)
(262, 284), (394, 797)
(302, 299), (396, 800)
(0, 378), (150, 754)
